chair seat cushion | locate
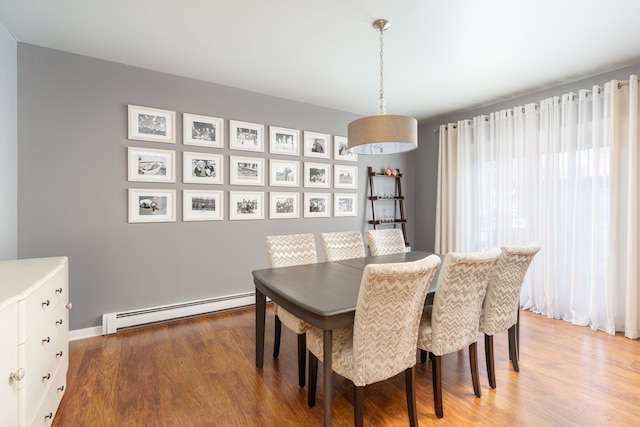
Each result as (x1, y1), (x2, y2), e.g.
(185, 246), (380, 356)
(275, 304), (311, 334)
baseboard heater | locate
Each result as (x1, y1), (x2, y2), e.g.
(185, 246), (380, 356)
(102, 291), (256, 335)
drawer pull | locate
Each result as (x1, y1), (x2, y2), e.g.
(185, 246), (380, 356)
(55, 287), (63, 294)
(56, 351), (64, 358)
(42, 299), (50, 307)
(66, 302), (73, 310)
(43, 373), (51, 381)
(43, 336), (51, 344)
(10, 368), (25, 382)
(58, 385), (65, 392)
(44, 412), (53, 420)
(56, 319), (64, 325)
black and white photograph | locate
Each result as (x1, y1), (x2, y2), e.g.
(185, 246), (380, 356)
(334, 165), (358, 189)
(230, 120), (264, 152)
(269, 159), (299, 187)
(128, 189), (176, 223)
(183, 190), (223, 221)
(229, 191), (264, 220)
(334, 136), (357, 162)
(128, 105), (175, 143)
(127, 147), (175, 183)
(230, 156), (264, 186)
(303, 131), (330, 158)
(269, 126), (300, 156)
(183, 113), (224, 148)
(304, 192), (330, 218)
(304, 162), (330, 188)
(269, 192), (299, 219)
(334, 193), (357, 217)
(183, 152), (223, 184)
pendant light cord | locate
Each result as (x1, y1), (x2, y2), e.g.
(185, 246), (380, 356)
(378, 26), (386, 115)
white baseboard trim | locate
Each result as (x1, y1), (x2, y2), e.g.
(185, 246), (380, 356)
(69, 326), (102, 341)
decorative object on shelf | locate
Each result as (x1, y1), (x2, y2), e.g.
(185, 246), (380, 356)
(367, 166), (409, 246)
(183, 152), (224, 184)
(127, 147), (175, 183)
(269, 126), (300, 156)
(128, 105), (176, 144)
(128, 189), (176, 223)
(183, 190), (223, 221)
(347, 19), (417, 155)
(229, 120), (265, 152)
(183, 113), (224, 148)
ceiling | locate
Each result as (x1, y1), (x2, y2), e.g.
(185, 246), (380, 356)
(2, 0), (640, 122)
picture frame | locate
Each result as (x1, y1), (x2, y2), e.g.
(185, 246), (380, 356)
(333, 165), (358, 189)
(229, 120), (264, 152)
(334, 136), (357, 162)
(183, 113), (224, 148)
(303, 192), (331, 218)
(334, 193), (358, 217)
(269, 159), (300, 187)
(230, 156), (265, 186)
(128, 105), (175, 143)
(303, 131), (330, 158)
(269, 126), (300, 156)
(127, 147), (175, 183)
(269, 192), (300, 219)
(229, 191), (264, 220)
(128, 189), (176, 223)
(183, 190), (223, 221)
(304, 162), (330, 188)
(183, 152), (224, 184)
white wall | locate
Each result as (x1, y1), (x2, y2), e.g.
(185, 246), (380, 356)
(0, 21), (17, 260)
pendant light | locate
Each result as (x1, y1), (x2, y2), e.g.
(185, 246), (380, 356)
(347, 19), (418, 155)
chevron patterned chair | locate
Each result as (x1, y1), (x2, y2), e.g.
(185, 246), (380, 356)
(320, 231), (366, 261)
(306, 255), (441, 427)
(365, 229), (407, 256)
(417, 248), (501, 418)
(265, 233), (318, 387)
(479, 242), (541, 388)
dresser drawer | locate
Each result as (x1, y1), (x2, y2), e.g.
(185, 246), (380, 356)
(22, 357), (67, 427)
(17, 266), (67, 345)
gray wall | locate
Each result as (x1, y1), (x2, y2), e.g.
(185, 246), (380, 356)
(0, 21), (17, 260)
(17, 44), (415, 330)
(413, 62), (640, 253)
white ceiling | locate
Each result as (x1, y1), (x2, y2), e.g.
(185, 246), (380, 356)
(2, 0), (640, 122)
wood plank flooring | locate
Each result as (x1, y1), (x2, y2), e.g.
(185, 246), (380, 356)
(52, 306), (640, 426)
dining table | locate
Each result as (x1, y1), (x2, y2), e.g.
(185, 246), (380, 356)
(252, 251), (440, 427)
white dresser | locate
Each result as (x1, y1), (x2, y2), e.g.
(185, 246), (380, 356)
(0, 257), (70, 427)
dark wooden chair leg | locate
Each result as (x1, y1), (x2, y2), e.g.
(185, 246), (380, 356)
(516, 309), (520, 358)
(485, 334), (496, 389)
(308, 352), (318, 407)
(430, 353), (443, 418)
(273, 316), (282, 358)
(420, 349), (428, 363)
(354, 386), (364, 427)
(508, 324), (519, 372)
(297, 333), (306, 387)
(469, 342), (482, 397)
(405, 367), (418, 427)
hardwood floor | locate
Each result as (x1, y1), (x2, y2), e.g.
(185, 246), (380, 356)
(52, 306), (640, 426)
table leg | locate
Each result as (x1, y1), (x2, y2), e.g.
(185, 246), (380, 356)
(255, 288), (266, 368)
(323, 329), (333, 427)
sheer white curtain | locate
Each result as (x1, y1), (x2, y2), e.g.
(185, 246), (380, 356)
(435, 75), (640, 337)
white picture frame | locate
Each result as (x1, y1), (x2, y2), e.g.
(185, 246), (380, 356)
(183, 113), (224, 148)
(127, 147), (175, 183)
(269, 159), (300, 187)
(230, 156), (265, 186)
(269, 192), (300, 219)
(183, 190), (223, 221)
(269, 126), (300, 156)
(128, 189), (176, 223)
(303, 192), (331, 218)
(229, 120), (264, 152)
(334, 193), (358, 217)
(183, 152), (224, 184)
(333, 165), (358, 189)
(334, 136), (357, 162)
(303, 131), (330, 158)
(304, 162), (330, 188)
(128, 105), (175, 143)
(229, 191), (264, 220)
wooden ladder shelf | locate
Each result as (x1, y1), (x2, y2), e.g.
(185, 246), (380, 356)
(367, 166), (409, 247)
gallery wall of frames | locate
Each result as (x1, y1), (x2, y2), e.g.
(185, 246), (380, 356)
(126, 105), (359, 223)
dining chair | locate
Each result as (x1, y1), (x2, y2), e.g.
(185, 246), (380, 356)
(306, 255), (442, 427)
(417, 248), (501, 418)
(265, 233), (318, 387)
(319, 231), (366, 261)
(365, 228), (406, 256)
(479, 242), (541, 388)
